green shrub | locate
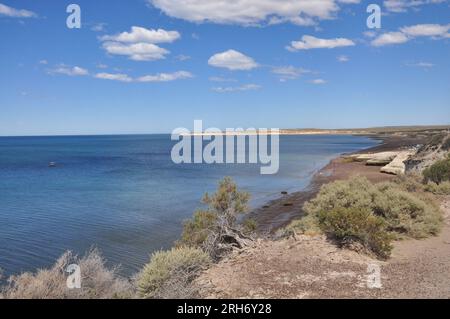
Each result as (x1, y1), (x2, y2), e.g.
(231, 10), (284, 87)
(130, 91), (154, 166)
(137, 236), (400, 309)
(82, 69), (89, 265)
(424, 181), (450, 195)
(178, 177), (251, 259)
(305, 177), (442, 240)
(178, 210), (217, 248)
(373, 183), (442, 238)
(316, 207), (393, 259)
(137, 247), (210, 299)
(423, 158), (450, 184)
(392, 174), (424, 192)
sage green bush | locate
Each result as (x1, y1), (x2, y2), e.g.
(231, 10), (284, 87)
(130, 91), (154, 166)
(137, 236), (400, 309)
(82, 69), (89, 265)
(137, 247), (210, 299)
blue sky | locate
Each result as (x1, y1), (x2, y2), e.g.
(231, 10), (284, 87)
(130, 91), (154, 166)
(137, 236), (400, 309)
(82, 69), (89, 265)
(0, 0), (449, 136)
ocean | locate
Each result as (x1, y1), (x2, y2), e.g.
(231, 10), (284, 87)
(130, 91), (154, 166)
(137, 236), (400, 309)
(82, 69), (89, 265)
(0, 134), (378, 277)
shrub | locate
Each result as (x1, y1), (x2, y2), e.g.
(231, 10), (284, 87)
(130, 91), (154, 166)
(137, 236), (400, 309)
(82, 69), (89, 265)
(136, 247), (210, 299)
(316, 207), (393, 259)
(373, 183), (442, 238)
(0, 249), (133, 299)
(285, 214), (322, 236)
(178, 177), (252, 260)
(177, 210), (217, 248)
(424, 181), (450, 195)
(392, 174), (424, 192)
(304, 177), (442, 240)
(423, 158), (450, 184)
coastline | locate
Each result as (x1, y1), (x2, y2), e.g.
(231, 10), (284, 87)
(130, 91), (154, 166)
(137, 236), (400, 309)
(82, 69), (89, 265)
(250, 134), (428, 233)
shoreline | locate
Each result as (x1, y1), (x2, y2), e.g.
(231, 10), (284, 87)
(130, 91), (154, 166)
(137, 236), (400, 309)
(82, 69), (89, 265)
(250, 134), (428, 233)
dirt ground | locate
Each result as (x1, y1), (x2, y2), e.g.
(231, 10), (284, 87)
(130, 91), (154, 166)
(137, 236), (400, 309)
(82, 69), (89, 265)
(196, 197), (450, 299)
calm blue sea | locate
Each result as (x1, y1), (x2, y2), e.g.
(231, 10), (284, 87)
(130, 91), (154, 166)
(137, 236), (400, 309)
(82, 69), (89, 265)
(0, 134), (378, 277)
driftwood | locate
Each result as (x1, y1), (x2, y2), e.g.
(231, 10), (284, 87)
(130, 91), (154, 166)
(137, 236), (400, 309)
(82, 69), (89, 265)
(203, 215), (254, 261)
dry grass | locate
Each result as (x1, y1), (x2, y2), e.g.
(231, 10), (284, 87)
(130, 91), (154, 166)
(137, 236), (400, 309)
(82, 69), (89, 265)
(0, 249), (133, 299)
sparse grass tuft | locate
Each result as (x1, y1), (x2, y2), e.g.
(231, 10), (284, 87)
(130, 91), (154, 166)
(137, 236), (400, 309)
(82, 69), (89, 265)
(136, 247), (210, 299)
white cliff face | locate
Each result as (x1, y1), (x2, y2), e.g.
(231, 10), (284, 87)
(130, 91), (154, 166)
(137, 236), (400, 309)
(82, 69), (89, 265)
(381, 150), (417, 175)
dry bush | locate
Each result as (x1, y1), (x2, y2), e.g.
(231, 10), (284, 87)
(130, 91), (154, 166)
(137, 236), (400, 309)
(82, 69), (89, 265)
(294, 176), (443, 258)
(136, 247), (210, 299)
(178, 177), (253, 260)
(317, 207), (393, 259)
(0, 249), (133, 299)
(424, 181), (450, 195)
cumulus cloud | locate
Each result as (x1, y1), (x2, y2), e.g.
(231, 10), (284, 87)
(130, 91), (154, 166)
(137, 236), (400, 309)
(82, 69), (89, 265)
(100, 26), (180, 43)
(287, 35), (355, 51)
(400, 23), (450, 37)
(371, 31), (409, 46)
(48, 66), (89, 76)
(102, 41), (169, 61)
(208, 50), (258, 71)
(271, 66), (310, 81)
(371, 23), (450, 46)
(212, 84), (261, 93)
(0, 3), (36, 18)
(384, 0), (447, 13)
(100, 26), (180, 61)
(94, 71), (193, 83)
(147, 0), (360, 26)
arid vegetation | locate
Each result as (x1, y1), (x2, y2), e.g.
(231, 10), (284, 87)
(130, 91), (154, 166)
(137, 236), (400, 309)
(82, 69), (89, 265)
(0, 249), (132, 299)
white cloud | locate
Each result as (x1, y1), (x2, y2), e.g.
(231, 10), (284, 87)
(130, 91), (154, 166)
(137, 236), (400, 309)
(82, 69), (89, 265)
(100, 26), (180, 61)
(371, 23), (450, 46)
(272, 66), (310, 81)
(212, 84), (261, 93)
(95, 73), (133, 82)
(100, 26), (180, 43)
(0, 3), (36, 18)
(148, 0), (360, 26)
(337, 55), (349, 62)
(208, 50), (258, 71)
(310, 79), (327, 84)
(371, 31), (409, 46)
(102, 41), (169, 61)
(400, 23), (450, 37)
(136, 71), (193, 82)
(384, 0), (446, 13)
(49, 66), (89, 76)
(94, 71), (193, 83)
(287, 35), (355, 51)
(39, 60), (48, 65)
